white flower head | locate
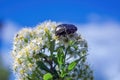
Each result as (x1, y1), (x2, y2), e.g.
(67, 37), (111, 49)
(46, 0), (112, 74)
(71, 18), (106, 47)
(11, 21), (93, 80)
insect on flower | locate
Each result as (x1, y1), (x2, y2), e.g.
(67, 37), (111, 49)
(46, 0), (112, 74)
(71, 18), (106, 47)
(55, 24), (77, 36)
(16, 34), (19, 37)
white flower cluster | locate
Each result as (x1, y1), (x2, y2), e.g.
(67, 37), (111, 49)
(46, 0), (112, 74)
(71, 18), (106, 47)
(12, 21), (93, 80)
(12, 21), (58, 80)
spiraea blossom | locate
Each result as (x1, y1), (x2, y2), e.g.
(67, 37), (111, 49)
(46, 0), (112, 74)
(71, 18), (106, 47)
(12, 21), (93, 80)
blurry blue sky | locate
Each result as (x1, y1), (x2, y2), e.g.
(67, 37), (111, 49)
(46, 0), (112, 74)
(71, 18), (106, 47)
(0, 0), (120, 80)
(0, 0), (120, 26)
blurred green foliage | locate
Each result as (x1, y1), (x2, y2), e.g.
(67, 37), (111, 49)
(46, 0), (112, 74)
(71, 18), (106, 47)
(0, 55), (10, 80)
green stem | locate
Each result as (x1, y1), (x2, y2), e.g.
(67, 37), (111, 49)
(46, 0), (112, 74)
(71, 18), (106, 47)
(64, 46), (69, 63)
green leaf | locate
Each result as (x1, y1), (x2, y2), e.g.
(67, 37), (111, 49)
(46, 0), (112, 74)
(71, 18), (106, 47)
(55, 46), (65, 52)
(36, 61), (50, 72)
(24, 38), (28, 43)
(52, 55), (58, 64)
(57, 48), (65, 65)
(49, 40), (55, 53)
(65, 78), (72, 80)
(68, 59), (79, 71)
(74, 45), (78, 50)
(43, 73), (53, 80)
(60, 70), (67, 78)
(38, 53), (48, 58)
(68, 40), (74, 46)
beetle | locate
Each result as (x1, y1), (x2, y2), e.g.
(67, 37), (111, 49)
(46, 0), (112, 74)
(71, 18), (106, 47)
(55, 24), (77, 36)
